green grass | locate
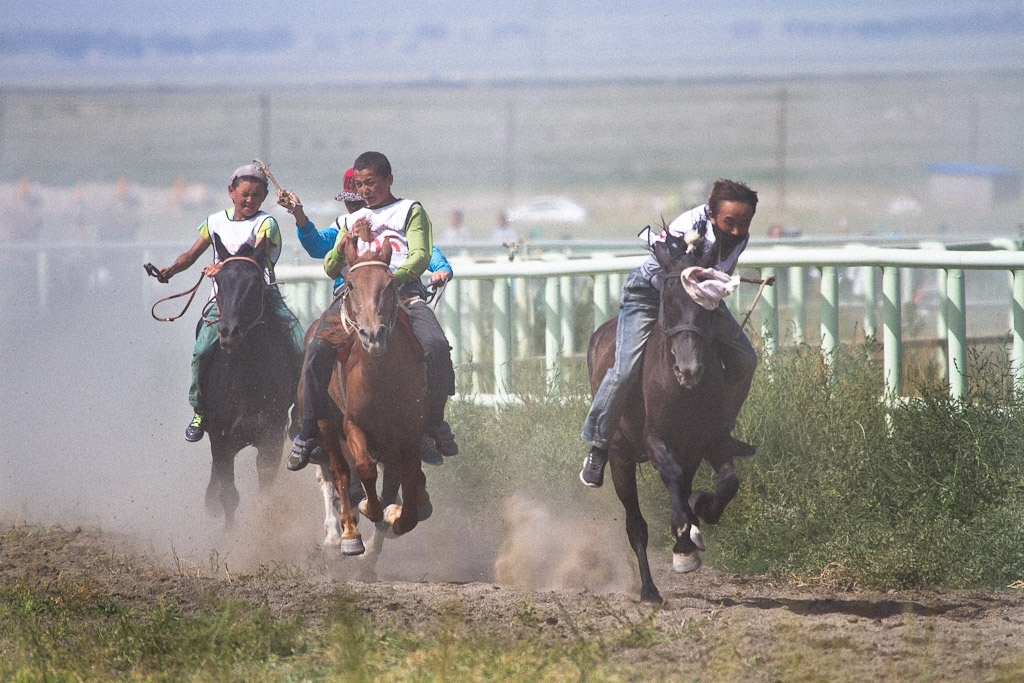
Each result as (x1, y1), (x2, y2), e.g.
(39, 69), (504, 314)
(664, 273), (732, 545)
(711, 340), (1024, 589)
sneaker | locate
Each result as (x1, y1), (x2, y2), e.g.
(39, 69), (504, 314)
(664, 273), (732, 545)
(427, 421), (459, 456)
(287, 435), (320, 472)
(420, 436), (444, 467)
(579, 446), (608, 488)
(185, 413), (205, 442)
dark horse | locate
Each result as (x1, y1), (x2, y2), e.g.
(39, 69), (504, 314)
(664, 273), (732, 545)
(201, 234), (300, 529)
(588, 232), (741, 603)
(310, 233), (430, 557)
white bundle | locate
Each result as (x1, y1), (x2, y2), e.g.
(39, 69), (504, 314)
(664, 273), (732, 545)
(680, 266), (739, 310)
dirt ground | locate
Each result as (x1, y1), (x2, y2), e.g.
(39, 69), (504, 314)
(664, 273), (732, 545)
(5, 514), (1024, 682)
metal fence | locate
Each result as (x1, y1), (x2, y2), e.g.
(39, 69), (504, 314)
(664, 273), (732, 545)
(6, 238), (1024, 403)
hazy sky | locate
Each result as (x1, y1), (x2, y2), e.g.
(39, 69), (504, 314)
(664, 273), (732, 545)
(3, 0), (1022, 86)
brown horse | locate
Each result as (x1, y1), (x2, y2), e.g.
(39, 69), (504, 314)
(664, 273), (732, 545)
(310, 233), (430, 557)
(588, 231), (741, 603)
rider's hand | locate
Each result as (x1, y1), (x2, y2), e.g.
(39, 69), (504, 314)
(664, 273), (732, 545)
(352, 216), (373, 242)
(430, 270), (452, 284)
(277, 189), (302, 213)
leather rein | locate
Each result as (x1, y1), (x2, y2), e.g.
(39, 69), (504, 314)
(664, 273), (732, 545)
(150, 255), (272, 324)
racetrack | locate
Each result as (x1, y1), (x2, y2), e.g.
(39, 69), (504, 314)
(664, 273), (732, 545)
(5, 512), (1024, 682)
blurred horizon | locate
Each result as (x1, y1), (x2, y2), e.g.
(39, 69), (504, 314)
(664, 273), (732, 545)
(2, 0), (1022, 88)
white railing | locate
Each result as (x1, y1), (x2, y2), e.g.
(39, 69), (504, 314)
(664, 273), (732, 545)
(275, 240), (1024, 402)
(5, 238), (1023, 403)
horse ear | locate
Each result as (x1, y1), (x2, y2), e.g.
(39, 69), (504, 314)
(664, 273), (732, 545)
(251, 238), (268, 265)
(212, 232), (231, 261)
(379, 237), (393, 265)
(341, 231), (359, 263)
(653, 240), (676, 272)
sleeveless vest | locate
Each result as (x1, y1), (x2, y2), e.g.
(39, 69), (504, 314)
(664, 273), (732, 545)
(338, 199), (417, 274)
(206, 209), (279, 283)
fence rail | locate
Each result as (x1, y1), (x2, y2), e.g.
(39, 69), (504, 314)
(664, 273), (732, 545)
(5, 238), (1024, 402)
(276, 240), (1024, 402)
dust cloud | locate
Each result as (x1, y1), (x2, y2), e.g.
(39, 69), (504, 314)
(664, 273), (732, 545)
(0, 237), (607, 590)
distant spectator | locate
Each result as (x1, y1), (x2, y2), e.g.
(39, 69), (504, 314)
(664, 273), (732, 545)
(492, 210), (518, 245)
(439, 209), (470, 244)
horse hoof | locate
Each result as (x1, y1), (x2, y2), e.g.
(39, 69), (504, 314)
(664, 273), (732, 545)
(673, 550), (702, 574)
(340, 537), (365, 556)
(323, 533), (342, 549)
(418, 500), (433, 522)
(690, 524), (706, 551)
(383, 504), (402, 527)
(359, 498), (383, 522)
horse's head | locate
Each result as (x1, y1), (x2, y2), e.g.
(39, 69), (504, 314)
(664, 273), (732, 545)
(210, 233), (269, 353)
(654, 232), (716, 389)
(340, 232), (399, 357)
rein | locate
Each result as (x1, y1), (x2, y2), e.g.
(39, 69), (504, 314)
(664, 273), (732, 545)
(150, 255), (270, 325)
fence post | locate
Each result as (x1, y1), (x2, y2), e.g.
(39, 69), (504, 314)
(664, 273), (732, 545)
(492, 276), (513, 396)
(560, 275), (574, 357)
(761, 267), (778, 355)
(441, 279), (462, 384)
(946, 268), (967, 400)
(788, 265), (805, 344)
(468, 279), (484, 394)
(820, 265), (839, 363)
(545, 276), (562, 393)
(1013, 270), (1024, 395)
(882, 266), (903, 397)
(593, 272), (610, 329)
(863, 266), (877, 339)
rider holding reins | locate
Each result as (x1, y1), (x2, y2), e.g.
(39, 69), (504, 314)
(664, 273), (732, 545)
(580, 179), (760, 488)
(154, 163), (306, 442)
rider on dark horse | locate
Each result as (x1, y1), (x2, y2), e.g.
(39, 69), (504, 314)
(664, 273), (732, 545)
(580, 179), (760, 488)
(285, 151), (458, 472)
(155, 163), (306, 442)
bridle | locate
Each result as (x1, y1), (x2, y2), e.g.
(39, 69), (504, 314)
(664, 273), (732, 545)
(339, 260), (401, 337)
(202, 255), (270, 331)
(150, 255), (270, 326)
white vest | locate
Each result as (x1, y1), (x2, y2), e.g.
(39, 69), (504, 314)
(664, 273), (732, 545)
(206, 209), (279, 283)
(338, 199), (417, 274)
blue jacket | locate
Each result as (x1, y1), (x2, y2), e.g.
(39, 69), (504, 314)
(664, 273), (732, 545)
(296, 219), (453, 291)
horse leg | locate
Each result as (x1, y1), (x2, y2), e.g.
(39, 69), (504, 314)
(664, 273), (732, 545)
(391, 452), (426, 536)
(648, 436), (703, 574)
(608, 450), (661, 604)
(206, 437), (240, 531)
(689, 456), (740, 526)
(315, 464), (343, 548)
(320, 431), (364, 556)
(254, 423), (285, 492)
(345, 422), (383, 523)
